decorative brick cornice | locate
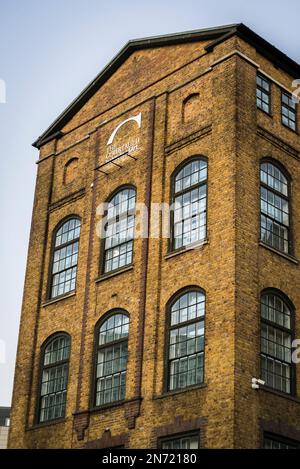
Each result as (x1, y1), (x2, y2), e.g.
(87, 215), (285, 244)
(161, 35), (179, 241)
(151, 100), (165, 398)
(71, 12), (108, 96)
(49, 188), (86, 212)
(257, 126), (299, 159)
(165, 124), (212, 155)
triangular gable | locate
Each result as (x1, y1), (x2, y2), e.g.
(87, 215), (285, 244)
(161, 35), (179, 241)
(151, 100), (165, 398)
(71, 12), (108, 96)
(33, 23), (300, 148)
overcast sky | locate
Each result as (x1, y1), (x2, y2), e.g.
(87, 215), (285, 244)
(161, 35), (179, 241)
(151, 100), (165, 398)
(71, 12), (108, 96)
(0, 0), (299, 406)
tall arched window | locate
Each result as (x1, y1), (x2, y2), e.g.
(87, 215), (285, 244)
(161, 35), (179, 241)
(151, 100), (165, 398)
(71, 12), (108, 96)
(261, 291), (294, 394)
(103, 187), (136, 273)
(50, 217), (81, 299)
(94, 311), (129, 407)
(260, 160), (290, 253)
(38, 334), (70, 423)
(167, 289), (205, 391)
(171, 158), (207, 251)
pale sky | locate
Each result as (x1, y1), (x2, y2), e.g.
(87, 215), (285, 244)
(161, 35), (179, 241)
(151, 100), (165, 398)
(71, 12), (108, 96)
(0, 0), (299, 406)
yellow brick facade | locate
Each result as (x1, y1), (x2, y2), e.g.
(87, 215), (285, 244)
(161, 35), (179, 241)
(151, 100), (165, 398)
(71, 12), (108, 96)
(8, 25), (300, 448)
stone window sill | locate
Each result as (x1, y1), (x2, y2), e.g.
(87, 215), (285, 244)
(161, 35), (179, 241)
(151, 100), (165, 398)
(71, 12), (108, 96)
(153, 383), (207, 400)
(165, 240), (209, 260)
(260, 386), (300, 404)
(27, 417), (66, 431)
(259, 241), (298, 265)
(42, 291), (76, 307)
(96, 265), (134, 283)
(257, 107), (273, 118)
(89, 400), (126, 414)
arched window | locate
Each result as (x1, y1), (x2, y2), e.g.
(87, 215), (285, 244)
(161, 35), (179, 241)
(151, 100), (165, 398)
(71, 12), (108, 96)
(261, 291), (294, 394)
(260, 160), (290, 253)
(167, 289), (205, 391)
(50, 217), (81, 299)
(171, 158), (207, 251)
(38, 334), (70, 423)
(94, 312), (129, 406)
(103, 187), (136, 273)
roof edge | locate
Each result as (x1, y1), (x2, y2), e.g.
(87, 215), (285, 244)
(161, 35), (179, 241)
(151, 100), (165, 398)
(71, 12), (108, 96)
(33, 23), (300, 149)
(32, 23), (239, 148)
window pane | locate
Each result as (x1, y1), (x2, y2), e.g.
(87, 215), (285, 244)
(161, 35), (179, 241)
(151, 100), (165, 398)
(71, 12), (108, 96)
(261, 294), (291, 329)
(281, 92), (297, 131)
(99, 314), (129, 345)
(96, 313), (129, 406)
(44, 336), (70, 366)
(169, 291), (205, 391)
(260, 162), (289, 253)
(104, 189), (136, 273)
(51, 219), (80, 298)
(261, 294), (292, 394)
(256, 75), (270, 114)
(39, 336), (70, 423)
(173, 160), (207, 250)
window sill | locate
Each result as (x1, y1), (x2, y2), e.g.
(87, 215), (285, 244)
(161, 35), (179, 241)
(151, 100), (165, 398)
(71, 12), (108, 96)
(89, 400), (126, 414)
(257, 107), (273, 118)
(96, 265), (134, 283)
(42, 291), (76, 307)
(26, 417), (66, 431)
(153, 383), (207, 400)
(165, 240), (209, 260)
(259, 242), (298, 265)
(259, 386), (300, 404)
(77, 397), (142, 416)
(282, 122), (298, 135)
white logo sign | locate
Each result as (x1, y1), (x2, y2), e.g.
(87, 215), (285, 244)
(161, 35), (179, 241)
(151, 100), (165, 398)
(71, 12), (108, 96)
(106, 112), (142, 162)
(107, 112), (142, 145)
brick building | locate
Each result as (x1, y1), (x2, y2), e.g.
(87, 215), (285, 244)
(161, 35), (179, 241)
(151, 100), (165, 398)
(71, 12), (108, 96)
(0, 407), (10, 449)
(8, 23), (300, 449)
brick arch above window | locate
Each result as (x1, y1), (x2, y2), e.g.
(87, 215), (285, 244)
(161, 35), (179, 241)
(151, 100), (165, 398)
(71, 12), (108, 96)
(182, 93), (200, 123)
(64, 157), (79, 185)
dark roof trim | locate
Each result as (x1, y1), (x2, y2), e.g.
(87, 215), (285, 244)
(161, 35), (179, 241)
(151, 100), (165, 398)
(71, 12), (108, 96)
(206, 23), (300, 79)
(32, 24), (239, 148)
(33, 23), (300, 149)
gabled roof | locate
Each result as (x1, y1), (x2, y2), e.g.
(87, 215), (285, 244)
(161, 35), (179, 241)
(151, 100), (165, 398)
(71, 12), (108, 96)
(33, 23), (300, 149)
